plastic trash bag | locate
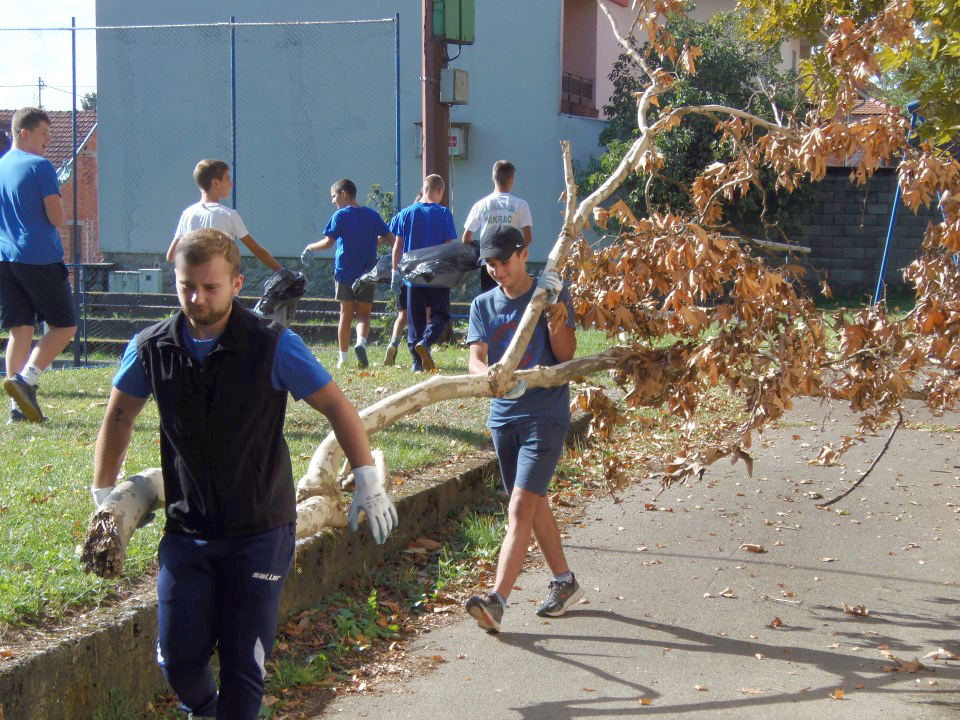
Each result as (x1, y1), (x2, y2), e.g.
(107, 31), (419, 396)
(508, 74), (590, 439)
(254, 268), (307, 326)
(399, 242), (480, 288)
(351, 254), (394, 295)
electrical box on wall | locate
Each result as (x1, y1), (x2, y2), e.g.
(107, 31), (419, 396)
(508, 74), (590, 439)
(433, 0), (475, 45)
(108, 271), (140, 293)
(440, 68), (469, 104)
(415, 122), (470, 160)
(138, 268), (163, 293)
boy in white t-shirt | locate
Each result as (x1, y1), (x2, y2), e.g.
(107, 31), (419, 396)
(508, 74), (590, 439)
(463, 161), (532, 293)
(167, 159), (281, 272)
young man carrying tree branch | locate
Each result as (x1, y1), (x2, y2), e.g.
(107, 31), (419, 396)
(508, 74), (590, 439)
(91, 228), (396, 719)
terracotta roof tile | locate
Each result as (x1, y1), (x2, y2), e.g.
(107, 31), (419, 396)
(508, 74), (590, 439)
(0, 109), (97, 171)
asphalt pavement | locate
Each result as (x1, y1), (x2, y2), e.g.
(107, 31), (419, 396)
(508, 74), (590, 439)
(317, 397), (960, 719)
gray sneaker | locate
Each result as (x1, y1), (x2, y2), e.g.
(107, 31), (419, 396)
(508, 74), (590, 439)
(465, 592), (504, 633)
(3, 375), (44, 423)
(383, 342), (399, 367)
(535, 575), (583, 617)
(354, 344), (369, 369)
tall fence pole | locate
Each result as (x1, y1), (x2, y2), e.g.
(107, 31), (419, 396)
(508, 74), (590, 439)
(72, 17), (82, 367)
(395, 12), (401, 207)
(230, 15), (238, 209)
(873, 100), (920, 306)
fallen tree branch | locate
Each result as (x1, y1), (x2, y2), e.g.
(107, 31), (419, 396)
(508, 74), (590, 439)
(296, 348), (625, 502)
(816, 411), (904, 508)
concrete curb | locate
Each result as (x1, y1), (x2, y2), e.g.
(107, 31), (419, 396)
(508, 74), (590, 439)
(0, 413), (591, 720)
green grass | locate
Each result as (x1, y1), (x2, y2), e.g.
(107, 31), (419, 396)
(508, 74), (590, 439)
(0, 332), (610, 629)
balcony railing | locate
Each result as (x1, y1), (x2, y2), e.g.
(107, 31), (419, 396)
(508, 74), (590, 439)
(562, 70), (594, 107)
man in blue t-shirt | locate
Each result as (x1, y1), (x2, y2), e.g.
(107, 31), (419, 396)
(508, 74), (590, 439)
(463, 225), (583, 633)
(92, 229), (398, 718)
(300, 179), (393, 369)
(0, 107), (77, 424)
(388, 174), (457, 372)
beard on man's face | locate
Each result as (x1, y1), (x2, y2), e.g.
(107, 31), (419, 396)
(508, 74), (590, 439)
(183, 301), (231, 326)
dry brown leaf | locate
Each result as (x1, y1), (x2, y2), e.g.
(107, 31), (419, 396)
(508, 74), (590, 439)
(740, 543), (766, 553)
(821, 557), (838, 562)
(639, 697), (652, 705)
(879, 649), (924, 673)
(738, 687), (764, 694)
(719, 587), (735, 598)
(829, 688), (845, 700)
(924, 648), (960, 661)
(842, 602), (870, 616)
(695, 685), (709, 691)
(769, 617), (783, 628)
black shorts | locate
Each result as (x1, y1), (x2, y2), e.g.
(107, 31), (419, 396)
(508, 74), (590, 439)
(397, 284), (408, 312)
(0, 261), (76, 329)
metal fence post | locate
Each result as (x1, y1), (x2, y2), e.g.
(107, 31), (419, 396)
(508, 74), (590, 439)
(72, 16), (82, 367)
(395, 12), (401, 207)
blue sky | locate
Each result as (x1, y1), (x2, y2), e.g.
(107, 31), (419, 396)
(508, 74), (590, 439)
(1, 1), (97, 111)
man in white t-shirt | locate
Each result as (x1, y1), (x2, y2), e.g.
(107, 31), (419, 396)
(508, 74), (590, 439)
(167, 159), (281, 272)
(463, 160), (532, 292)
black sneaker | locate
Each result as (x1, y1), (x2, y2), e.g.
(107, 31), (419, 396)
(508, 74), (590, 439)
(383, 343), (399, 367)
(7, 408), (26, 424)
(354, 344), (369, 369)
(3, 375), (44, 423)
(465, 593), (504, 633)
(414, 341), (436, 372)
(535, 575), (583, 617)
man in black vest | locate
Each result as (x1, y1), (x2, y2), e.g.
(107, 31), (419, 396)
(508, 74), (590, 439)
(91, 228), (397, 719)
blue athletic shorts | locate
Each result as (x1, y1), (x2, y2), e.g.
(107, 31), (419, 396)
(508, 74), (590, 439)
(0, 261), (76, 329)
(490, 418), (568, 496)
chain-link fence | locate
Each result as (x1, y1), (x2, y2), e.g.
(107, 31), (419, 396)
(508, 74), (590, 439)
(1, 18), (401, 366)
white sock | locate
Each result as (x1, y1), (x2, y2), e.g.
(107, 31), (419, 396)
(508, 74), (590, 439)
(20, 363), (43, 386)
(553, 571), (574, 584)
(356, 335), (367, 347)
(9, 398), (16, 411)
(338, 350), (349, 363)
(390, 335), (401, 346)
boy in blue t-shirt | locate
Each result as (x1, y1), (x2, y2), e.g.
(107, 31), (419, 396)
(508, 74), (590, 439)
(0, 107), (77, 424)
(301, 179), (393, 369)
(463, 225), (583, 633)
(388, 174), (457, 372)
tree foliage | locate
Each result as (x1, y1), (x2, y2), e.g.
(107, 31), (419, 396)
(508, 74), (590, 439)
(738, 0), (960, 142)
(581, 11), (814, 240)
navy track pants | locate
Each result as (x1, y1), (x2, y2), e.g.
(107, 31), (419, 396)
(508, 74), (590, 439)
(156, 523), (295, 719)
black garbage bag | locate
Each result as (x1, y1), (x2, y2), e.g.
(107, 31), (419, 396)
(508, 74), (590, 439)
(399, 242), (480, 288)
(351, 254), (393, 295)
(253, 268), (307, 327)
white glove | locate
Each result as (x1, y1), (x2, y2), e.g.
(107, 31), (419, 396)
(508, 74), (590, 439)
(91, 485), (114, 509)
(300, 246), (314, 266)
(348, 465), (398, 545)
(537, 270), (563, 304)
(503, 378), (527, 399)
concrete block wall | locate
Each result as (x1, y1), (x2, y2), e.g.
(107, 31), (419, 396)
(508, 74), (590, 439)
(790, 167), (939, 296)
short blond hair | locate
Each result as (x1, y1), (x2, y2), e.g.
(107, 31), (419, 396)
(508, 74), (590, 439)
(175, 228), (240, 277)
(423, 174), (445, 196)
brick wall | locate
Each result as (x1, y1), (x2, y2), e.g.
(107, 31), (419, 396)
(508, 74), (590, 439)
(58, 129), (100, 264)
(791, 167), (939, 297)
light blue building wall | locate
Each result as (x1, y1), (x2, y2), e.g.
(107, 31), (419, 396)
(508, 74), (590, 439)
(95, 0), (606, 266)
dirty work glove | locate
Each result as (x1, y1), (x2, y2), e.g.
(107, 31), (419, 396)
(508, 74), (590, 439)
(503, 378), (527, 399)
(348, 465), (398, 545)
(391, 270), (402, 293)
(537, 270), (563, 304)
(300, 246), (314, 266)
(91, 485), (114, 509)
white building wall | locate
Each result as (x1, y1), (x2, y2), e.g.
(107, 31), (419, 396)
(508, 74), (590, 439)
(95, 0), (606, 263)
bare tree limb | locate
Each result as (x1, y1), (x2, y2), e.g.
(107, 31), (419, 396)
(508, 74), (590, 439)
(816, 411), (903, 508)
